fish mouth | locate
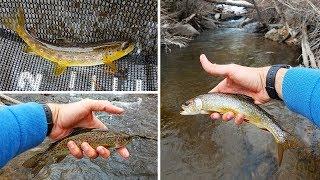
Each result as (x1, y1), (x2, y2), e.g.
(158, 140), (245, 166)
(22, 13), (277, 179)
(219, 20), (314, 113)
(180, 105), (196, 115)
(180, 110), (188, 115)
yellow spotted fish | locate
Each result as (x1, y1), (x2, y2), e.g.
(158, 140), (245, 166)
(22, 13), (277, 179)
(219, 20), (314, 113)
(1, 7), (134, 76)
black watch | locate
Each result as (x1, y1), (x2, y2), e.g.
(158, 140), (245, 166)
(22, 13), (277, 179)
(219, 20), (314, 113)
(266, 64), (290, 100)
(42, 104), (53, 136)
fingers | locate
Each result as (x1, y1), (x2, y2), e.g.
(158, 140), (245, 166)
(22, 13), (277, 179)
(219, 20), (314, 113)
(81, 142), (98, 159)
(90, 116), (108, 129)
(209, 112), (245, 125)
(68, 141), (83, 159)
(82, 99), (124, 114)
(199, 54), (234, 76)
(116, 147), (130, 159)
(222, 112), (234, 121)
(96, 146), (111, 159)
(235, 114), (245, 125)
(68, 141), (129, 160)
(210, 113), (221, 120)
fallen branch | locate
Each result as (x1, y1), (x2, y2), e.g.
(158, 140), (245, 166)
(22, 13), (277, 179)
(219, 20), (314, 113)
(0, 94), (21, 105)
(182, 13), (196, 24)
(205, 0), (254, 8)
(301, 25), (317, 67)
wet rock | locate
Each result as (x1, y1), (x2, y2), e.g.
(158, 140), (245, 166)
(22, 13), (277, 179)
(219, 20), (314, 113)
(200, 19), (217, 29)
(170, 23), (200, 37)
(243, 22), (267, 33)
(265, 26), (289, 42)
(214, 13), (221, 20)
(1, 94), (158, 180)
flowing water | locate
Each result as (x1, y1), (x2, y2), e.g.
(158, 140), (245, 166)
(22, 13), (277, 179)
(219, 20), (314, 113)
(0, 94), (157, 180)
(161, 28), (320, 179)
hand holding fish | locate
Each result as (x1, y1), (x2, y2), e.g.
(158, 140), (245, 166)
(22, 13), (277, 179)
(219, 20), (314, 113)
(199, 54), (288, 124)
(47, 99), (129, 160)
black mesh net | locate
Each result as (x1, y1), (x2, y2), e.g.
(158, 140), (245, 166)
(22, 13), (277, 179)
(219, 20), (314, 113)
(0, 0), (157, 91)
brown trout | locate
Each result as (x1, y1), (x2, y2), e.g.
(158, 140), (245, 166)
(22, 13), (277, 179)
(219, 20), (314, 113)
(180, 92), (299, 165)
(22, 129), (132, 175)
(1, 7), (134, 76)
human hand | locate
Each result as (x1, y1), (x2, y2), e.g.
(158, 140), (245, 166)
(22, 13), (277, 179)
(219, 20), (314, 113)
(200, 54), (285, 124)
(47, 99), (129, 160)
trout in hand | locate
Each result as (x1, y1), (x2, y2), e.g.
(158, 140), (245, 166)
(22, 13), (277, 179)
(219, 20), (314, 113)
(180, 92), (299, 165)
(22, 129), (132, 175)
(1, 7), (134, 76)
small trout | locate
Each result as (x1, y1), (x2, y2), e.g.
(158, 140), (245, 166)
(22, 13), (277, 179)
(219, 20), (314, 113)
(180, 93), (298, 165)
(2, 7), (134, 76)
(22, 129), (132, 175)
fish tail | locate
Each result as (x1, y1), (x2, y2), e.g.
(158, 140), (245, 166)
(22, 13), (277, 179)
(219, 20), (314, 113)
(22, 151), (50, 175)
(1, 6), (26, 34)
(277, 132), (301, 166)
(22, 151), (47, 168)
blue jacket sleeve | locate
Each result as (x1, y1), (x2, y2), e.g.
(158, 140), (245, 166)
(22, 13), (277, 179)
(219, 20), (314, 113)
(0, 103), (47, 168)
(282, 67), (320, 127)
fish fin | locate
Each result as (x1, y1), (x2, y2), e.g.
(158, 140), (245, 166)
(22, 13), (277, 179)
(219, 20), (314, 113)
(106, 62), (118, 73)
(276, 132), (302, 166)
(236, 94), (254, 103)
(260, 128), (269, 132)
(23, 151), (51, 175)
(1, 17), (17, 31)
(23, 45), (34, 54)
(1, 6), (26, 32)
(53, 63), (67, 76)
(277, 143), (284, 166)
(102, 43), (134, 65)
(16, 6), (26, 29)
(54, 154), (67, 163)
(22, 152), (45, 168)
(70, 128), (95, 135)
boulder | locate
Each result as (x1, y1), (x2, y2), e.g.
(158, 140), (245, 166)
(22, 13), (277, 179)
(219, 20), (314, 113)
(265, 26), (289, 42)
(170, 23), (200, 37)
(200, 19), (217, 29)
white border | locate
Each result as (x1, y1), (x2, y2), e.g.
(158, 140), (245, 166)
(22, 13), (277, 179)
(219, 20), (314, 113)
(1, 0), (162, 178)
(157, 0), (161, 179)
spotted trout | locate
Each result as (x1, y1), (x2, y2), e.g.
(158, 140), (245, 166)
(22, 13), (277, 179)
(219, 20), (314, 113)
(22, 129), (132, 175)
(180, 92), (299, 165)
(1, 7), (134, 75)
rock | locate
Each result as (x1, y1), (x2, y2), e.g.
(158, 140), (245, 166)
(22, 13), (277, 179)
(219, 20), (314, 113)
(239, 18), (254, 28)
(243, 22), (267, 33)
(265, 26), (289, 42)
(200, 19), (217, 29)
(214, 13), (221, 20)
(171, 23), (200, 37)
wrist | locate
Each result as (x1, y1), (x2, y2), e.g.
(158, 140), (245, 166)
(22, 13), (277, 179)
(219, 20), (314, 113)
(274, 68), (288, 99)
(46, 103), (59, 137)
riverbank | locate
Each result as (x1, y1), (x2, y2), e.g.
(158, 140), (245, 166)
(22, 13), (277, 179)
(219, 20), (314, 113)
(161, 0), (320, 67)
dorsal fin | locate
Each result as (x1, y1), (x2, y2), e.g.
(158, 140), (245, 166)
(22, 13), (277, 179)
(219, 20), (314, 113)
(235, 94), (255, 103)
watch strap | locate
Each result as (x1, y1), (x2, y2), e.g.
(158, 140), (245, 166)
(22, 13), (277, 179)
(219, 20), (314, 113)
(42, 104), (53, 136)
(266, 64), (290, 100)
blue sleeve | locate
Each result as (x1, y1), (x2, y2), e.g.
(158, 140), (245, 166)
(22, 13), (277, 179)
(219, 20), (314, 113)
(282, 67), (320, 127)
(0, 103), (47, 168)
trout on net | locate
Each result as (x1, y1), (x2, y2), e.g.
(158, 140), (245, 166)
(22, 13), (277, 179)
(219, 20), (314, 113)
(1, 7), (134, 76)
(22, 129), (132, 175)
(180, 92), (299, 166)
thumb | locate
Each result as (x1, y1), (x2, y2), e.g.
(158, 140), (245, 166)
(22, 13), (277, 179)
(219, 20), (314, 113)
(82, 99), (124, 114)
(199, 54), (232, 77)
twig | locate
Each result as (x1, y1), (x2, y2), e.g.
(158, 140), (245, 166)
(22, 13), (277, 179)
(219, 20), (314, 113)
(0, 94), (22, 105)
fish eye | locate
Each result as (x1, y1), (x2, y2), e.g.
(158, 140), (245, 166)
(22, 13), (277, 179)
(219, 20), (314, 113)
(184, 101), (190, 106)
